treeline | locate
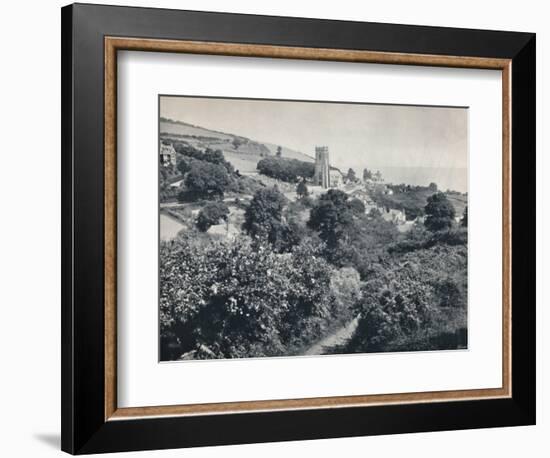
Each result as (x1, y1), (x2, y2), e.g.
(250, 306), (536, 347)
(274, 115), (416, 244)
(257, 156), (315, 183)
(174, 142), (234, 174)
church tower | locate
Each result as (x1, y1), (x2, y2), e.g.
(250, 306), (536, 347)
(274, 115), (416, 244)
(314, 146), (330, 188)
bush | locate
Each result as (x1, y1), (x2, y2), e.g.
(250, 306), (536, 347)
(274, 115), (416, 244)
(352, 262), (436, 351)
(346, 243), (467, 353)
(196, 202), (230, 232)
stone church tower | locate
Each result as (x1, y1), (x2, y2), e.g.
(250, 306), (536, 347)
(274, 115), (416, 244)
(314, 146), (330, 188)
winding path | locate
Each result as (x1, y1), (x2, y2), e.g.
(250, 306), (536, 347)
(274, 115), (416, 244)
(303, 316), (360, 356)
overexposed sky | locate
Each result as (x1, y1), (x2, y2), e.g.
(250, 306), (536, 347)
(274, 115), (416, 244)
(160, 95), (468, 171)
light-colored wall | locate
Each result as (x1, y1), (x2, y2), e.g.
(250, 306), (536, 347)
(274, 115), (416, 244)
(0, 1), (545, 458)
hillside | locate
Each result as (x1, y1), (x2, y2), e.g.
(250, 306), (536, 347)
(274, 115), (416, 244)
(372, 186), (467, 220)
(261, 142), (314, 163)
(160, 118), (313, 174)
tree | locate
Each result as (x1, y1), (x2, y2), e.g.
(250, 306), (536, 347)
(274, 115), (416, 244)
(363, 168), (373, 181)
(346, 168), (357, 183)
(242, 187), (289, 247)
(308, 189), (354, 249)
(296, 179), (309, 199)
(276, 145), (282, 157)
(461, 205), (468, 227)
(184, 161), (230, 199)
(428, 182), (438, 192)
(424, 192), (456, 231)
(196, 202), (230, 232)
(232, 137), (243, 150)
(177, 158), (191, 175)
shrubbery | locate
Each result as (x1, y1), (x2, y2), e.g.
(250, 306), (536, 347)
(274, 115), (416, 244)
(345, 233), (467, 353)
(160, 236), (349, 360)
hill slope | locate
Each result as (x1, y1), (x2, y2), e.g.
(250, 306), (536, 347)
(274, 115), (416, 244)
(160, 118), (313, 174)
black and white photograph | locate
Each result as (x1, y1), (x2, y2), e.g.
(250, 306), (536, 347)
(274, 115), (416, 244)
(0, 0), (542, 456)
(159, 96), (469, 361)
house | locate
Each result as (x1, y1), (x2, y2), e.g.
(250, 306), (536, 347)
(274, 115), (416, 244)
(382, 208), (407, 224)
(160, 142), (176, 166)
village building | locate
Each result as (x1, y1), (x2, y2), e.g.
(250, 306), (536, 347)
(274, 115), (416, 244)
(348, 189), (382, 214)
(382, 208), (407, 224)
(160, 142), (176, 166)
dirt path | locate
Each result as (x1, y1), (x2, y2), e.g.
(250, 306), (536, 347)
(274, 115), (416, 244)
(303, 316), (360, 356)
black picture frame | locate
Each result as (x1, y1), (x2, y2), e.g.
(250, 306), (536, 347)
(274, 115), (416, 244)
(61, 3), (536, 454)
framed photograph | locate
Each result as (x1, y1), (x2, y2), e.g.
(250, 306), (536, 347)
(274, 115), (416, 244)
(61, 3), (536, 454)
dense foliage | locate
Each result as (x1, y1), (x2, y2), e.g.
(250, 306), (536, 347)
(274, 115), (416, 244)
(182, 161), (231, 200)
(173, 143), (235, 174)
(242, 187), (300, 252)
(160, 236), (358, 360)
(308, 190), (355, 249)
(424, 192), (456, 231)
(196, 201), (230, 232)
(306, 189), (399, 277)
(345, 227), (467, 353)
(257, 156), (315, 182)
